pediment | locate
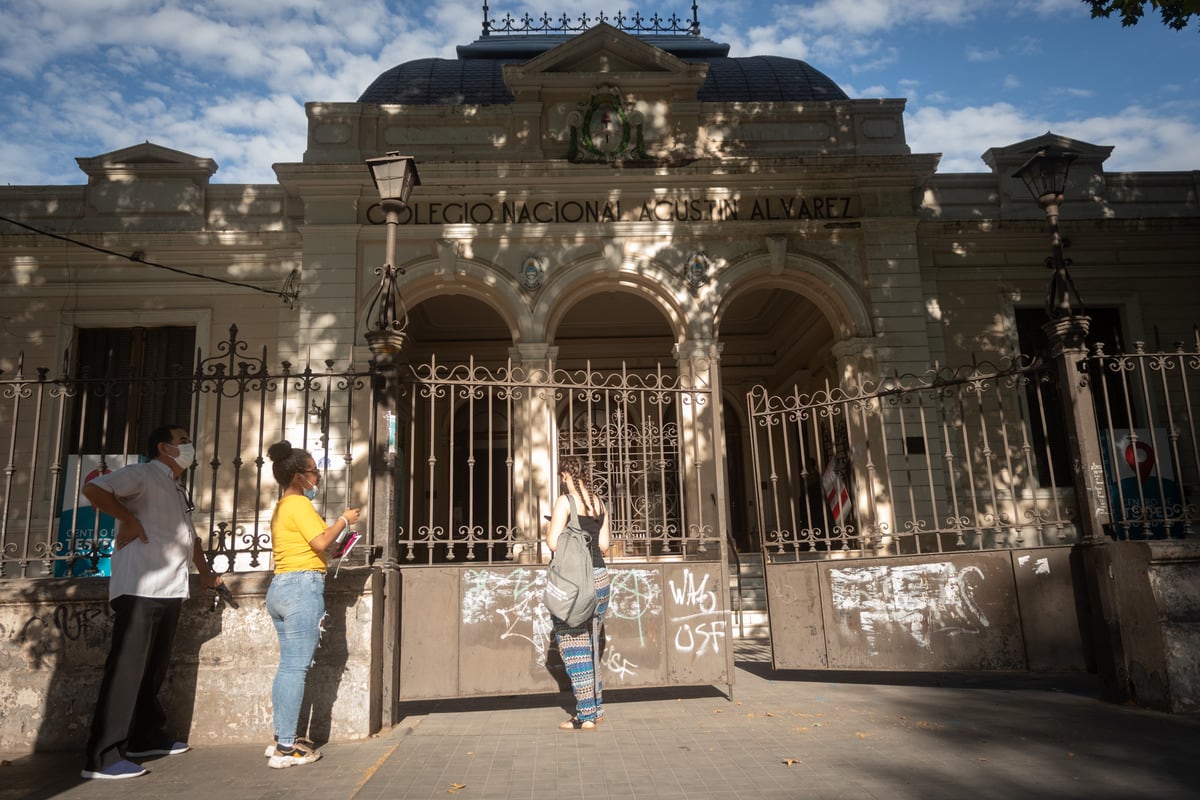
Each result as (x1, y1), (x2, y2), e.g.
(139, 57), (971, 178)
(76, 142), (218, 182)
(503, 23), (708, 97)
(982, 132), (1114, 174)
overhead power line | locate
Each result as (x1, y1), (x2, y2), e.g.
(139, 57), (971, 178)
(0, 213), (301, 309)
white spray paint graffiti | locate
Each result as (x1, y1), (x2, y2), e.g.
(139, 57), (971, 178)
(1017, 554), (1052, 575)
(829, 563), (989, 656)
(461, 568), (553, 665)
(461, 568), (661, 677)
(668, 568), (726, 657)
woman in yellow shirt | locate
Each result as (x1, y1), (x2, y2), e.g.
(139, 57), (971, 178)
(264, 440), (360, 769)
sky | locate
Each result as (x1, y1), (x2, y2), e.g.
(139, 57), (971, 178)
(1, 0), (1197, 186)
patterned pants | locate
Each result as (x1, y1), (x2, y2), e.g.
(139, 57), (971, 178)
(552, 567), (611, 722)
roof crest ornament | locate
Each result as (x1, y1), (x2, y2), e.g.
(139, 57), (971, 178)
(481, 2), (701, 37)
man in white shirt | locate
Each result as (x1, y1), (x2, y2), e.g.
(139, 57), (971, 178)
(79, 424), (223, 780)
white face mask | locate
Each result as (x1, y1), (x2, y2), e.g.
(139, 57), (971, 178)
(171, 442), (195, 470)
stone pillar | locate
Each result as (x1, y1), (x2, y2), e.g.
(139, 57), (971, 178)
(675, 338), (736, 692)
(509, 343), (558, 563)
(673, 339), (726, 556)
(1042, 315), (1128, 700)
(830, 336), (888, 550)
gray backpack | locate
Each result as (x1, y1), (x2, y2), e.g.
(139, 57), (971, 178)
(542, 495), (598, 627)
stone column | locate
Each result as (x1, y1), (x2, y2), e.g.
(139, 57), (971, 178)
(1042, 315), (1137, 703)
(830, 336), (888, 551)
(509, 342), (557, 563)
(673, 339), (726, 557)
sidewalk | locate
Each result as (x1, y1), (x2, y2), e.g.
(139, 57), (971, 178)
(5, 639), (1200, 800)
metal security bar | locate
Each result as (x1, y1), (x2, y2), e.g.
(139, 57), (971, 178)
(747, 356), (1080, 561)
(394, 356), (717, 564)
(1091, 334), (1200, 540)
(0, 326), (367, 579)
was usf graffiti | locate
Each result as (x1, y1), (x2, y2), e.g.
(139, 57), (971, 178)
(461, 565), (725, 681)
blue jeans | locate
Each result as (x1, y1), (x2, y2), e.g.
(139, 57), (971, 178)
(266, 570), (325, 746)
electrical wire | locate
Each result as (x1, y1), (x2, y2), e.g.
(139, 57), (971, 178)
(0, 213), (300, 308)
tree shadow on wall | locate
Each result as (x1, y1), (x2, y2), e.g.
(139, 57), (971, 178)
(296, 570), (369, 747)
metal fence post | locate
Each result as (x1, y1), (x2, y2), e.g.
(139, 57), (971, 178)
(364, 261), (409, 731)
(1043, 314), (1129, 700)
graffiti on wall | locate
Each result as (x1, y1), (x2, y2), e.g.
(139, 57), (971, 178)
(3, 604), (113, 669)
(668, 568), (726, 657)
(829, 562), (988, 656)
(461, 567), (664, 679)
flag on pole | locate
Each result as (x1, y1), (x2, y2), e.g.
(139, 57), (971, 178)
(821, 456), (851, 527)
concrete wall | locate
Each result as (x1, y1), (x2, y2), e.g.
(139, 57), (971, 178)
(766, 546), (1093, 672)
(0, 568), (374, 752)
(1099, 540), (1200, 713)
(398, 562), (730, 702)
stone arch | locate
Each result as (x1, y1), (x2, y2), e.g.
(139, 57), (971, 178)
(710, 251), (873, 341)
(379, 254), (531, 343)
(530, 254), (689, 345)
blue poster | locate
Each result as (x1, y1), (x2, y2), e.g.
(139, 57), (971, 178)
(53, 454), (135, 577)
(1100, 429), (1184, 539)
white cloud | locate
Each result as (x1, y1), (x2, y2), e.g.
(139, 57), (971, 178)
(966, 47), (1000, 62)
(1, 0), (1197, 185)
(909, 100), (1200, 173)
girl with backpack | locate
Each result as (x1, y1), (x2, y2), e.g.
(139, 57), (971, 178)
(545, 455), (611, 730)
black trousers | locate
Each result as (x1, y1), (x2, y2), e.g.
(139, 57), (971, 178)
(84, 595), (182, 770)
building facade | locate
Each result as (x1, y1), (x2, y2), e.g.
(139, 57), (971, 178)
(2, 15), (1200, 749)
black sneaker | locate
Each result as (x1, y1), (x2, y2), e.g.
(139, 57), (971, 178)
(80, 759), (148, 780)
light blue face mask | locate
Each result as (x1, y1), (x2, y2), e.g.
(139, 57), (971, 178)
(301, 475), (318, 501)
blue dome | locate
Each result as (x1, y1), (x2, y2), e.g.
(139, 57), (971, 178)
(358, 38), (848, 104)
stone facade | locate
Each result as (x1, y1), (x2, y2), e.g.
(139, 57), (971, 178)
(2, 23), (1199, 750)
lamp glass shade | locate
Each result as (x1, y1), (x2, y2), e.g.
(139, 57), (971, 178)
(367, 154), (421, 203)
(1013, 148), (1077, 202)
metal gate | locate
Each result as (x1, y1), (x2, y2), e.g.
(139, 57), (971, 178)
(389, 356), (733, 704)
(746, 357), (1095, 673)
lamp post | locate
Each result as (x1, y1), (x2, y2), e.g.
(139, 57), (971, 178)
(364, 153), (421, 359)
(1012, 146), (1082, 319)
(1015, 145), (1124, 698)
(362, 152), (418, 732)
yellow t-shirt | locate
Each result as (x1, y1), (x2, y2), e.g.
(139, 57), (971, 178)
(271, 494), (329, 573)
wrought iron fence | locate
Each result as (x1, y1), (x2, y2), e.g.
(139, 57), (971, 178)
(747, 355), (1080, 560)
(482, 2), (701, 37)
(1091, 336), (1200, 539)
(1, 328), (720, 579)
(0, 326), (368, 579)
(395, 357), (718, 564)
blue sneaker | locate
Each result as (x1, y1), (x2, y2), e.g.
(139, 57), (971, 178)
(80, 759), (148, 780)
(127, 740), (190, 757)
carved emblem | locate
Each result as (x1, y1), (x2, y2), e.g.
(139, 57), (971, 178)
(521, 256), (544, 292)
(567, 87), (647, 162)
(685, 251), (710, 290)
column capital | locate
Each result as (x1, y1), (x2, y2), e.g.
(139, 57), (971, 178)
(1042, 315), (1092, 357)
(508, 342), (557, 365)
(830, 336), (877, 360)
(674, 338), (724, 363)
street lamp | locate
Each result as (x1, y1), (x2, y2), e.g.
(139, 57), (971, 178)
(364, 153), (421, 361)
(1012, 146), (1083, 318)
(362, 153), (419, 728)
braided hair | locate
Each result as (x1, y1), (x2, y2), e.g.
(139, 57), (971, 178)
(559, 455), (602, 516)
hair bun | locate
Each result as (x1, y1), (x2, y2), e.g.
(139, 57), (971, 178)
(267, 440), (294, 462)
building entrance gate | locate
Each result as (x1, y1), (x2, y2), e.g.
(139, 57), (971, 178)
(388, 355), (734, 705)
(745, 357), (1096, 674)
